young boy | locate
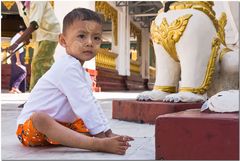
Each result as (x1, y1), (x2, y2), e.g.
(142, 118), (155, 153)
(16, 8), (134, 155)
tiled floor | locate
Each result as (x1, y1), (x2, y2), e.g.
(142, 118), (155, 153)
(1, 91), (155, 160)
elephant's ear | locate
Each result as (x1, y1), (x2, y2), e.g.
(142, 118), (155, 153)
(217, 12), (227, 46)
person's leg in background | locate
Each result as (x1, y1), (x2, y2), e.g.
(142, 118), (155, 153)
(29, 40), (57, 91)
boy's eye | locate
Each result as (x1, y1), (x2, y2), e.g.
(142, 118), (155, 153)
(94, 36), (101, 41)
(78, 34), (85, 38)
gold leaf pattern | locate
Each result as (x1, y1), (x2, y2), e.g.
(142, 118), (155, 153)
(151, 14), (192, 62)
(217, 12), (227, 46)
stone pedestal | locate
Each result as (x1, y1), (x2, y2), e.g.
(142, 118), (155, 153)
(112, 100), (203, 124)
(155, 109), (239, 160)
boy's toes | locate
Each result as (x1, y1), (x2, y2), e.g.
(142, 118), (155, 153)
(120, 145), (129, 150)
(116, 136), (124, 141)
(124, 135), (134, 141)
(117, 149), (126, 155)
(119, 141), (130, 146)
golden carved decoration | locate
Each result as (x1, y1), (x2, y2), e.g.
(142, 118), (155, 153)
(219, 47), (233, 62)
(96, 48), (118, 70)
(49, 1), (54, 8)
(130, 60), (140, 74)
(179, 37), (221, 94)
(217, 12), (227, 46)
(154, 85), (176, 93)
(151, 14), (192, 62)
(169, 1), (227, 46)
(130, 22), (142, 57)
(2, 1), (15, 10)
(169, 2), (217, 29)
(95, 2), (118, 46)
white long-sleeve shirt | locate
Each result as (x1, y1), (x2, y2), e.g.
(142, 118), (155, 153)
(17, 51), (110, 135)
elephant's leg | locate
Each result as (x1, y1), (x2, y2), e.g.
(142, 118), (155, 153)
(164, 12), (218, 102)
(137, 43), (180, 101)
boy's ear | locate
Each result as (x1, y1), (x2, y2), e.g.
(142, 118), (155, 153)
(59, 34), (67, 47)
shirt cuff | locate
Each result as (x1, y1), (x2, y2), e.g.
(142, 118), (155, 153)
(89, 125), (106, 135)
(103, 124), (111, 133)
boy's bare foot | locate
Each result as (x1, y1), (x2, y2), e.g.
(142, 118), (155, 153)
(105, 129), (134, 141)
(93, 136), (133, 155)
(107, 133), (134, 141)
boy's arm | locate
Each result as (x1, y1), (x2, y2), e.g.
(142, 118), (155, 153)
(58, 64), (110, 135)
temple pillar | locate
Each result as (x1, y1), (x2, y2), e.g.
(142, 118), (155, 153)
(141, 28), (150, 79)
(116, 6), (131, 76)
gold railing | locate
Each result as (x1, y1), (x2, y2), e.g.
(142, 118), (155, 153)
(1, 41), (35, 65)
(130, 60), (140, 74)
(96, 48), (118, 70)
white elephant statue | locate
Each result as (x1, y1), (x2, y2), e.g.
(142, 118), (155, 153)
(137, 1), (239, 102)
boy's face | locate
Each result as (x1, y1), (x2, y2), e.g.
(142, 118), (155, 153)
(59, 20), (102, 64)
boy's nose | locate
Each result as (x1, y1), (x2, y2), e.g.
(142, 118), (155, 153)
(86, 37), (93, 46)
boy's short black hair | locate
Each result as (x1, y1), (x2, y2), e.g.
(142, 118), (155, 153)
(63, 8), (103, 33)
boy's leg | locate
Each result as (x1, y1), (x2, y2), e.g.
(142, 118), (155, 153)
(31, 112), (131, 155)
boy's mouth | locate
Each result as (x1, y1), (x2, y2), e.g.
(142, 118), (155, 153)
(83, 51), (94, 55)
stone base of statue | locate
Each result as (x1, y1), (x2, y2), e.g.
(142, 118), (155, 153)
(155, 109), (239, 160)
(112, 100), (203, 124)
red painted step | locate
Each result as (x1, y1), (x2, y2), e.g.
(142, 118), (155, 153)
(112, 100), (203, 124)
(155, 109), (239, 160)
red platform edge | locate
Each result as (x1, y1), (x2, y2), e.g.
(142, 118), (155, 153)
(155, 109), (239, 160)
(112, 100), (203, 124)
